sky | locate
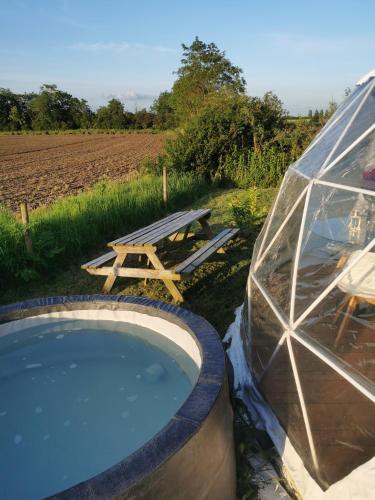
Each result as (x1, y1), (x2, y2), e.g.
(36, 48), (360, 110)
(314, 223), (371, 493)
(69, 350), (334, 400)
(0, 0), (374, 115)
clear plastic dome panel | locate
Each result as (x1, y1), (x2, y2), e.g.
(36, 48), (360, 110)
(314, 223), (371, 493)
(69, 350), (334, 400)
(291, 339), (375, 487)
(329, 81), (375, 165)
(251, 170), (308, 268)
(249, 280), (285, 378)
(294, 184), (375, 322)
(254, 195), (306, 316)
(321, 127), (375, 191)
(259, 342), (316, 474)
(302, 83), (366, 158)
(292, 93), (367, 177)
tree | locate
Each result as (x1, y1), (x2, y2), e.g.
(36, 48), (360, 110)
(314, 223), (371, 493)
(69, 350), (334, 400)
(151, 91), (177, 129)
(273, 120), (319, 161)
(0, 88), (21, 130)
(325, 100), (338, 119)
(124, 111), (135, 128)
(246, 92), (287, 152)
(70, 98), (94, 128)
(30, 84), (85, 130)
(133, 109), (155, 129)
(95, 99), (126, 129)
(171, 37), (246, 123)
(8, 106), (23, 130)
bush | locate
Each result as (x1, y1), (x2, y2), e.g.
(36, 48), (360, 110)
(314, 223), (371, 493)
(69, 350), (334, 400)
(229, 188), (275, 235)
(165, 92), (289, 185)
(165, 95), (254, 179)
(216, 146), (289, 188)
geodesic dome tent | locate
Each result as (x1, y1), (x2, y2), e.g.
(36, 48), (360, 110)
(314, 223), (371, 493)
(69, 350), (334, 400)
(233, 71), (375, 498)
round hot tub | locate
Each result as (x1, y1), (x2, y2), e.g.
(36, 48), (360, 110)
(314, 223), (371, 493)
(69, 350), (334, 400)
(0, 296), (235, 500)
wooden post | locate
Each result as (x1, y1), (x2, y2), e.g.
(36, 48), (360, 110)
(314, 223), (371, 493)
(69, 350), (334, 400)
(162, 165), (167, 206)
(20, 202), (33, 254)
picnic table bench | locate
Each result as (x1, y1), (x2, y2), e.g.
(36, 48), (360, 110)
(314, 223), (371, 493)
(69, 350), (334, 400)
(82, 209), (239, 302)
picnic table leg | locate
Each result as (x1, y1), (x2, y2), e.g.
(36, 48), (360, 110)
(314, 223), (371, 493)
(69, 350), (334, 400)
(168, 224), (193, 243)
(102, 252), (127, 293)
(198, 215), (224, 253)
(146, 250), (184, 303)
(144, 257), (150, 286)
(182, 223), (192, 241)
(198, 216), (214, 239)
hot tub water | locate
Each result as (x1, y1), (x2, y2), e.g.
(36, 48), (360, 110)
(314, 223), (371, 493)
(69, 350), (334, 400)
(0, 319), (198, 499)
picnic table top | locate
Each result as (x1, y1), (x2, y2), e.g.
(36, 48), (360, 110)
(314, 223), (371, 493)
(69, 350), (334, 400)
(108, 208), (211, 248)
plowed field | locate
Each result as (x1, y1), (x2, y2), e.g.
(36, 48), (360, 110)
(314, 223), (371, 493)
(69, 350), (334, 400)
(0, 133), (168, 211)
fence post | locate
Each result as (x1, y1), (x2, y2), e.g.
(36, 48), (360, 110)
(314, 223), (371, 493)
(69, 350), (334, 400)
(162, 165), (168, 206)
(20, 202), (33, 254)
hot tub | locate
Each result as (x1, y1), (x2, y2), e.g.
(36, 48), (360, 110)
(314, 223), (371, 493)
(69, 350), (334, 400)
(0, 295), (235, 500)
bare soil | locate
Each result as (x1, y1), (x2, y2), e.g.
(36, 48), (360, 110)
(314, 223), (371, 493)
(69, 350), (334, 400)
(0, 133), (168, 211)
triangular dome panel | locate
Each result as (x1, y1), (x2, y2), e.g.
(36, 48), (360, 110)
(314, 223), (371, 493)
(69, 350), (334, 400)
(248, 279), (286, 379)
(293, 183), (373, 321)
(292, 86), (370, 178)
(291, 339), (375, 487)
(252, 170), (308, 267)
(320, 127), (375, 192)
(259, 341), (319, 480)
(327, 80), (375, 166)
(254, 194), (306, 317)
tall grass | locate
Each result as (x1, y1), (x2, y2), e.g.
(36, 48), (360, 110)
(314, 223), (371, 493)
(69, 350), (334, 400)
(0, 174), (209, 289)
(216, 147), (289, 188)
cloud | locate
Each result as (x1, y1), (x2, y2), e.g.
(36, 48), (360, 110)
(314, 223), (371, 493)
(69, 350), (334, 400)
(105, 90), (157, 102)
(69, 41), (177, 54)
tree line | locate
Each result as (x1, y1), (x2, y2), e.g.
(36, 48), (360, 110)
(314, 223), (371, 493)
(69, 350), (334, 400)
(0, 84), (156, 131)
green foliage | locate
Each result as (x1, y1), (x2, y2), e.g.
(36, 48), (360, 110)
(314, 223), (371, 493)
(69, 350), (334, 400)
(138, 154), (167, 175)
(151, 91), (177, 130)
(216, 146), (289, 188)
(272, 119), (319, 161)
(171, 36), (246, 123)
(307, 100), (337, 127)
(229, 187), (275, 234)
(165, 95), (252, 178)
(0, 206), (32, 283)
(95, 98), (127, 129)
(245, 91), (286, 151)
(0, 88), (35, 130)
(0, 174), (209, 289)
(30, 84), (93, 130)
(0, 87), (158, 132)
(133, 108), (155, 129)
(166, 92), (288, 181)
(8, 106), (23, 131)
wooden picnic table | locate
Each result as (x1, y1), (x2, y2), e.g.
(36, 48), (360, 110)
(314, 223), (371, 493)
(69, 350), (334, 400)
(82, 209), (239, 302)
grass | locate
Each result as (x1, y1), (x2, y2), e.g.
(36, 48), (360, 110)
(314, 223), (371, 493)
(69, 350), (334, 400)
(0, 182), (278, 498)
(0, 173), (210, 290)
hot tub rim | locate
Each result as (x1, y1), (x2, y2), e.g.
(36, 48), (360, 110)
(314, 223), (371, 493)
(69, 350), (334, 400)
(0, 295), (226, 499)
